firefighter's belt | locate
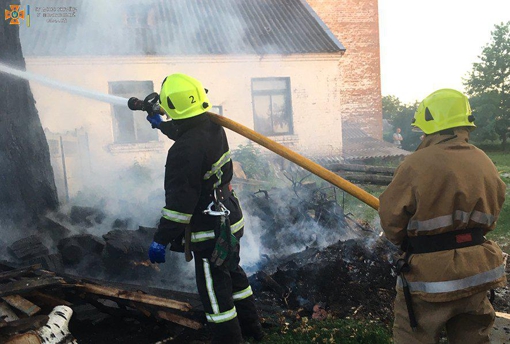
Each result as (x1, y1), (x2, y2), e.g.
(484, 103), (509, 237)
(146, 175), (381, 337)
(205, 183), (233, 202)
(408, 228), (485, 254)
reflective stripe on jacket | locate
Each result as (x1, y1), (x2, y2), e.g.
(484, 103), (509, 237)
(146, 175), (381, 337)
(379, 128), (507, 302)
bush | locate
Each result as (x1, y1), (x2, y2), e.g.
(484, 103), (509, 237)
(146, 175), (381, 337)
(231, 142), (273, 180)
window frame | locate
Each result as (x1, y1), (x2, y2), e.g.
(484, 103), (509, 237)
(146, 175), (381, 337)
(109, 80), (159, 144)
(251, 77), (293, 136)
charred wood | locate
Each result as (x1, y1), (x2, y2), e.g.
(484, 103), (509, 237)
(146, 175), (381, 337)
(57, 234), (105, 267)
(0, 315), (48, 336)
(253, 271), (288, 301)
(70, 304), (110, 325)
(0, 301), (19, 322)
(28, 291), (72, 308)
(7, 236), (49, 262)
(27, 254), (64, 273)
(156, 310), (203, 330)
(0, 265), (41, 282)
(0, 276), (64, 298)
(70, 206), (106, 227)
(38, 216), (71, 244)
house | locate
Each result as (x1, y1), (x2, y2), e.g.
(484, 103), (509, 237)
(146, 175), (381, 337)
(20, 0), (348, 202)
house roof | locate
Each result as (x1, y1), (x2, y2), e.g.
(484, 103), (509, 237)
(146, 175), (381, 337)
(342, 122), (411, 160)
(20, 0), (345, 57)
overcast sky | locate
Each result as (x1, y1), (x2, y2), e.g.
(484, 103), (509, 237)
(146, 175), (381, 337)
(378, 0), (510, 104)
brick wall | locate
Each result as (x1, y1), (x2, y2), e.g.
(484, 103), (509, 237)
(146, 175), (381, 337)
(307, 0), (383, 139)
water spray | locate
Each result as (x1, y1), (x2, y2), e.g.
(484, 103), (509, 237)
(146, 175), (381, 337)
(0, 63), (127, 106)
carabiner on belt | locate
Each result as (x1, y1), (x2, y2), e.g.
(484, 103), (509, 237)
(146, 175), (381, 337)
(203, 201), (230, 217)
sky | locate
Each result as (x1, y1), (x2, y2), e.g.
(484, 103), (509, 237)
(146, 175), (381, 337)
(378, 0), (510, 104)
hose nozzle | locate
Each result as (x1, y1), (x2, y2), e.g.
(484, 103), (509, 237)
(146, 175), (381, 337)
(127, 92), (161, 116)
(127, 97), (145, 111)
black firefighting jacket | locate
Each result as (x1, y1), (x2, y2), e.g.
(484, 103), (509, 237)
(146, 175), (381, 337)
(153, 114), (244, 252)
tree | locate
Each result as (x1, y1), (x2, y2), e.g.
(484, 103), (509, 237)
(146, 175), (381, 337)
(382, 95), (421, 151)
(464, 22), (510, 150)
(0, 0), (58, 229)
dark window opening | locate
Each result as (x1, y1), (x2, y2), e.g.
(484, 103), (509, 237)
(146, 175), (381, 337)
(251, 77), (293, 136)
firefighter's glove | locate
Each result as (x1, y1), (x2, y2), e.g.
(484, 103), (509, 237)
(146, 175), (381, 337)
(210, 230), (239, 270)
(146, 114), (162, 129)
(148, 241), (166, 263)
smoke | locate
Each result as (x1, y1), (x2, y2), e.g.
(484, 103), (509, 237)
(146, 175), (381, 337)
(237, 160), (363, 274)
(0, 0), (377, 293)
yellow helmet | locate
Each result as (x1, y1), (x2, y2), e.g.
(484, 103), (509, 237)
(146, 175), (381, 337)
(159, 73), (212, 120)
(412, 89), (475, 134)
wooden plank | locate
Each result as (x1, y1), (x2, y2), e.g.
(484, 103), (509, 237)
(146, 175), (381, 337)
(2, 295), (40, 316)
(74, 283), (192, 312)
(0, 302), (18, 322)
(59, 273), (203, 310)
(0, 315), (48, 336)
(0, 277), (64, 297)
(4, 332), (41, 344)
(156, 310), (203, 330)
(0, 265), (41, 282)
(29, 291), (72, 308)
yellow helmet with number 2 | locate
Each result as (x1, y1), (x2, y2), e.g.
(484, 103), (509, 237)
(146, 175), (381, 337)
(412, 89), (475, 134)
(159, 73), (212, 120)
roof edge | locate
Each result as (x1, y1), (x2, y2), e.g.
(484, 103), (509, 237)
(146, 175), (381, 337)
(299, 0), (346, 51)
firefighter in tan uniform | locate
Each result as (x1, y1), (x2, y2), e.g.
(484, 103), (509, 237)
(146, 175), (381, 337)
(379, 89), (507, 343)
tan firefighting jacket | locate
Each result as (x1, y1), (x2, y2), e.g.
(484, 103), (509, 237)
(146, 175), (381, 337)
(379, 128), (507, 302)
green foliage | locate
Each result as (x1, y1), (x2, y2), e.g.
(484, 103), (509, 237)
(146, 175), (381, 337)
(382, 95), (421, 151)
(263, 318), (392, 344)
(464, 22), (510, 150)
(231, 142), (272, 180)
(484, 151), (510, 253)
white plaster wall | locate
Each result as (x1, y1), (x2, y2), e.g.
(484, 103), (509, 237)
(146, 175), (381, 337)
(25, 54), (342, 197)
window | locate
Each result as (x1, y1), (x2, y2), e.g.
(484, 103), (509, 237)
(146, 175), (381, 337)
(251, 77), (293, 136)
(211, 105), (223, 116)
(109, 81), (158, 144)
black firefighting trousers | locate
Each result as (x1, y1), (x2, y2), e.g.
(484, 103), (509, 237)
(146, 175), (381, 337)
(194, 247), (259, 344)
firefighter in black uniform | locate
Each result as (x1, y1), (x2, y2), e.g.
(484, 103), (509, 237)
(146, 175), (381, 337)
(147, 73), (264, 344)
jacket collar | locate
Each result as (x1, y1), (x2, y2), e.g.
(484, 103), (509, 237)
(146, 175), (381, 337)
(416, 128), (470, 151)
(171, 114), (209, 140)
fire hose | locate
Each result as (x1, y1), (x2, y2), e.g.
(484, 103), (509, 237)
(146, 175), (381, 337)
(127, 95), (380, 210)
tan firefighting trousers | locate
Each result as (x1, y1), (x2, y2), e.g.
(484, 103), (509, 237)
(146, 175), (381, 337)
(393, 290), (495, 344)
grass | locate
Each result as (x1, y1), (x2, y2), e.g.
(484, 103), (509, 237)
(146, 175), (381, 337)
(261, 318), (392, 344)
(485, 151), (510, 252)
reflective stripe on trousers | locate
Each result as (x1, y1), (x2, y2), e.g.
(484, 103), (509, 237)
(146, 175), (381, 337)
(232, 286), (253, 301)
(397, 264), (505, 294)
(203, 258), (238, 323)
